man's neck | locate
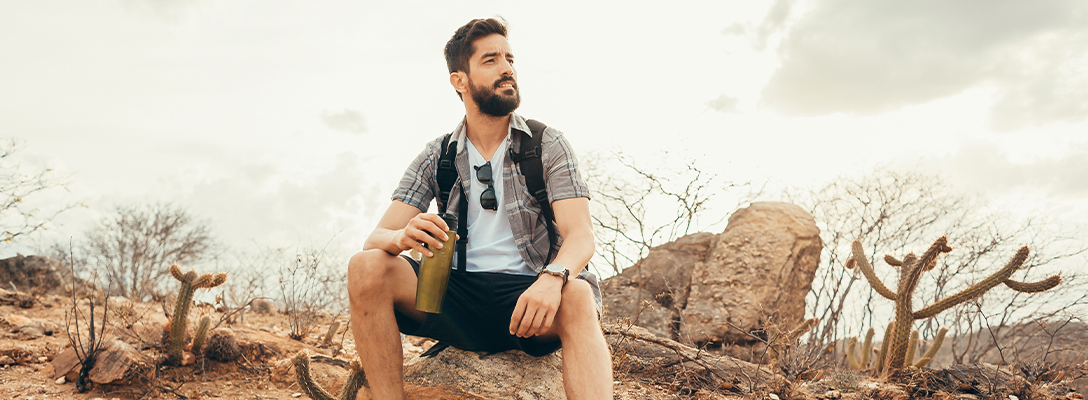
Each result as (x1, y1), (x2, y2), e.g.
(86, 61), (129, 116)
(464, 109), (511, 162)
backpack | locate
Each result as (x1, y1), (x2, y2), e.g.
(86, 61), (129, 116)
(434, 119), (557, 273)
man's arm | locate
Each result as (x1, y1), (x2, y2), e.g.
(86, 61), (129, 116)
(509, 196), (594, 338)
(364, 200), (452, 258)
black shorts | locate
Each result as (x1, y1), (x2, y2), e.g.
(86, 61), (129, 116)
(395, 255), (571, 357)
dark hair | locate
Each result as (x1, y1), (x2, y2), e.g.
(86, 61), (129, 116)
(444, 17), (508, 74)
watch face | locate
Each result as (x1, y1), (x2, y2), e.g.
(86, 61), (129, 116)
(546, 264), (565, 274)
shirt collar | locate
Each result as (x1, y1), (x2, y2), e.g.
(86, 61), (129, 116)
(451, 112), (532, 154)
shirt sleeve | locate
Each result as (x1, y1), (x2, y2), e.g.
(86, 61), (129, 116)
(391, 140), (439, 213)
(541, 128), (591, 203)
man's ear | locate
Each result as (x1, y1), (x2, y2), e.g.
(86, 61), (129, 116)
(450, 71), (467, 96)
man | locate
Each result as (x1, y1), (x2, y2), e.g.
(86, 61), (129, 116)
(347, 17), (612, 399)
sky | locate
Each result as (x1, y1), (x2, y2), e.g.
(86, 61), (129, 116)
(2, 0), (1087, 271)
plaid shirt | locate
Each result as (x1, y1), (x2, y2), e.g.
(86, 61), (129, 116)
(392, 113), (600, 309)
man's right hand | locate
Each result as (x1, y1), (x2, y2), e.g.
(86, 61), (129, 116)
(394, 213), (451, 257)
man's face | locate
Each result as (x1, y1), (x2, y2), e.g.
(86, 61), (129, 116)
(465, 34), (519, 117)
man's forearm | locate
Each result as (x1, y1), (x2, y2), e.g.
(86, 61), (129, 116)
(549, 227), (595, 278)
(363, 228), (404, 255)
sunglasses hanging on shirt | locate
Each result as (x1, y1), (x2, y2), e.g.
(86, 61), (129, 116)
(474, 162), (498, 211)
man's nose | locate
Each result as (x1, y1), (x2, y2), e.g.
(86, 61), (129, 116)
(499, 59), (514, 76)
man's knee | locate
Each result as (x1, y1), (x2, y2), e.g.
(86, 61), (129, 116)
(347, 249), (401, 299)
(557, 279), (598, 325)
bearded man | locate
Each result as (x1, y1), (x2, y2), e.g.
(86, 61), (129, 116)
(346, 17), (612, 399)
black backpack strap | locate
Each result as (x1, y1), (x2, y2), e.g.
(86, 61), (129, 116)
(509, 119), (558, 264)
(435, 133), (458, 214)
(457, 189), (468, 273)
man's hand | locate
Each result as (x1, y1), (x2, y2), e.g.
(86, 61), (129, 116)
(393, 213), (451, 257)
(509, 273), (564, 338)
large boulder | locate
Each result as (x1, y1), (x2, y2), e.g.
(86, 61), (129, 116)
(403, 347), (565, 400)
(602, 202), (822, 353)
(0, 254), (63, 294)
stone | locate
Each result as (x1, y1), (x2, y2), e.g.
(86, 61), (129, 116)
(0, 254), (64, 295)
(0, 355), (14, 365)
(404, 346), (565, 400)
(86, 339), (154, 385)
(600, 232), (717, 338)
(600, 202), (822, 356)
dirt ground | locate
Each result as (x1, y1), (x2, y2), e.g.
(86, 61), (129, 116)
(2, 292), (1086, 399)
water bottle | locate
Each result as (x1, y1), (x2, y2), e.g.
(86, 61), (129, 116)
(415, 213), (458, 313)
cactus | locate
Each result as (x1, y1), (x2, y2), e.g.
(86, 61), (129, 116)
(322, 321), (341, 348)
(166, 263), (228, 365)
(191, 315), (211, 355)
(913, 327), (947, 368)
(205, 328), (241, 362)
(292, 350), (368, 400)
(846, 327), (876, 370)
(848, 236), (1061, 376)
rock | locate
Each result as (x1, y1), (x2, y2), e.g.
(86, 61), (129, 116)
(404, 346), (565, 400)
(600, 232), (717, 339)
(0, 254), (64, 295)
(5, 313), (60, 336)
(51, 339), (154, 385)
(0, 356), (14, 365)
(601, 202), (822, 356)
(683, 202), (821, 348)
(18, 326), (44, 339)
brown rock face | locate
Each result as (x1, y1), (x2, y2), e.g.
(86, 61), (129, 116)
(602, 202), (822, 352)
(403, 347), (565, 400)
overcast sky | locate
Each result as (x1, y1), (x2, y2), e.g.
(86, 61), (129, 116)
(2, 0), (1086, 267)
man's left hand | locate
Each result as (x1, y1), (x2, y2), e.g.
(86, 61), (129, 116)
(509, 273), (564, 338)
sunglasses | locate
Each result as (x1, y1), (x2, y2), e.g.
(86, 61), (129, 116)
(474, 162), (498, 211)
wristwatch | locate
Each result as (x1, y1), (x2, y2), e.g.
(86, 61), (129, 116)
(539, 263), (569, 287)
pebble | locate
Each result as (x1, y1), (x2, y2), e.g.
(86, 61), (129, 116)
(769, 394), (780, 400)
(38, 356), (48, 362)
(292, 393), (303, 398)
(56, 377), (65, 384)
(0, 356), (14, 365)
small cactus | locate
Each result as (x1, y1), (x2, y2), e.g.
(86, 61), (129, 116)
(292, 350), (368, 400)
(252, 299), (275, 314)
(846, 327), (875, 370)
(848, 236), (1061, 376)
(191, 315), (211, 355)
(166, 264), (227, 365)
(205, 328), (241, 362)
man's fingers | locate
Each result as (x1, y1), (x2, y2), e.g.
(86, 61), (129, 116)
(525, 309), (547, 337)
(516, 308), (538, 337)
(539, 310), (556, 336)
(509, 297), (527, 335)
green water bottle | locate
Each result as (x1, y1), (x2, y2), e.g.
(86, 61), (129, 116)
(415, 213), (458, 313)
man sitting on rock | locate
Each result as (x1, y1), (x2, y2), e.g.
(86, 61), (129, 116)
(346, 17), (612, 399)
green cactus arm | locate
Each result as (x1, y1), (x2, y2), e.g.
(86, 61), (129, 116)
(912, 247), (1030, 320)
(293, 351), (336, 400)
(193, 273), (228, 289)
(170, 263), (184, 281)
(336, 358), (369, 400)
(884, 255), (902, 267)
(914, 327), (948, 368)
(851, 239), (898, 300)
(166, 271), (196, 365)
(846, 337), (861, 370)
(861, 327), (875, 366)
(876, 320), (895, 374)
(905, 329), (919, 366)
(191, 315), (211, 355)
(1003, 275), (1061, 293)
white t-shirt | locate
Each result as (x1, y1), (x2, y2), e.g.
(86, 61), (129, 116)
(458, 136), (535, 276)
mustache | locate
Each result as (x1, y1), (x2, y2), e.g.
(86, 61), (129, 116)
(494, 77), (517, 89)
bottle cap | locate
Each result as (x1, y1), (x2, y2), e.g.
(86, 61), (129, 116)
(440, 212), (458, 232)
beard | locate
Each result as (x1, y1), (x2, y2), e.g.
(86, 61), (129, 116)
(469, 76), (521, 117)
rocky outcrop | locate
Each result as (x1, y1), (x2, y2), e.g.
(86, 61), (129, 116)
(403, 346), (565, 400)
(602, 202), (822, 353)
(0, 255), (63, 294)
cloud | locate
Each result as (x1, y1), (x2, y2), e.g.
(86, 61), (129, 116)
(753, 0), (1088, 129)
(184, 152), (385, 250)
(707, 94), (740, 113)
(947, 141), (1088, 197)
(117, 0), (206, 23)
(321, 109), (368, 135)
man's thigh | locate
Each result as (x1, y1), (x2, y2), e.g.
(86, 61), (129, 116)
(382, 253), (426, 325)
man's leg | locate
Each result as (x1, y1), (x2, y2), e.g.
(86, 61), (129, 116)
(347, 250), (426, 400)
(535, 279), (612, 400)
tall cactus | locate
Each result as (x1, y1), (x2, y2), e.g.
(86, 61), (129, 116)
(848, 236), (1061, 376)
(166, 264), (227, 365)
(292, 350), (368, 400)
